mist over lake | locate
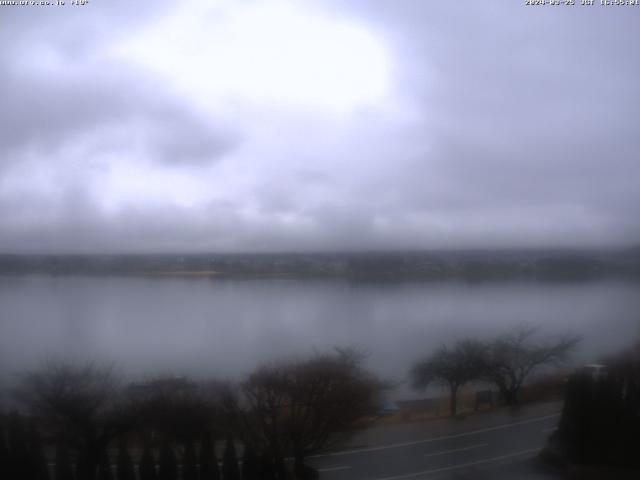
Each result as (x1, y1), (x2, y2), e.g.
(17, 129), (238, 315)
(1, 276), (638, 397)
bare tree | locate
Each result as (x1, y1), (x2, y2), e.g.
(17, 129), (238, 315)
(411, 339), (485, 417)
(228, 348), (384, 475)
(482, 326), (579, 405)
(15, 362), (135, 480)
(286, 348), (383, 471)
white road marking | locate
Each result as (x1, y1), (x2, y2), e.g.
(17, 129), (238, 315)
(318, 466), (352, 473)
(376, 448), (540, 480)
(542, 427), (557, 433)
(311, 413), (560, 458)
(423, 443), (488, 458)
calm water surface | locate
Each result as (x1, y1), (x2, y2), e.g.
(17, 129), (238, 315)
(1, 275), (639, 395)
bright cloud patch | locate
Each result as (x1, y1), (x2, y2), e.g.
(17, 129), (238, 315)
(115, 0), (392, 113)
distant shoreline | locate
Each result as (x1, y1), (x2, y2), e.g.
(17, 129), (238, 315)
(145, 270), (222, 277)
(0, 249), (639, 282)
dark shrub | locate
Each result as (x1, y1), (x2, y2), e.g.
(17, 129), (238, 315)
(139, 444), (157, 480)
(0, 426), (8, 480)
(182, 441), (197, 480)
(28, 426), (50, 480)
(116, 444), (136, 480)
(240, 445), (260, 480)
(157, 441), (178, 480)
(54, 445), (75, 480)
(8, 412), (30, 479)
(222, 439), (240, 480)
(97, 451), (114, 480)
(555, 344), (640, 468)
(199, 433), (220, 480)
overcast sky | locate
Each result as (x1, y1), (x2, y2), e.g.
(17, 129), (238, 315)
(1, 0), (639, 253)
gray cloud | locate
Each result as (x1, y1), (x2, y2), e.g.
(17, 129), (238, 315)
(0, 61), (236, 166)
(1, 0), (639, 252)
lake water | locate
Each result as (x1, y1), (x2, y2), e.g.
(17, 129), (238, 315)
(1, 275), (639, 396)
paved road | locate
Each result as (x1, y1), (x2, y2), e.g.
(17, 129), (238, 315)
(309, 402), (563, 480)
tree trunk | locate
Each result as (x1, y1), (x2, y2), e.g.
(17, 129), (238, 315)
(508, 387), (520, 406)
(499, 386), (519, 406)
(449, 384), (458, 417)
